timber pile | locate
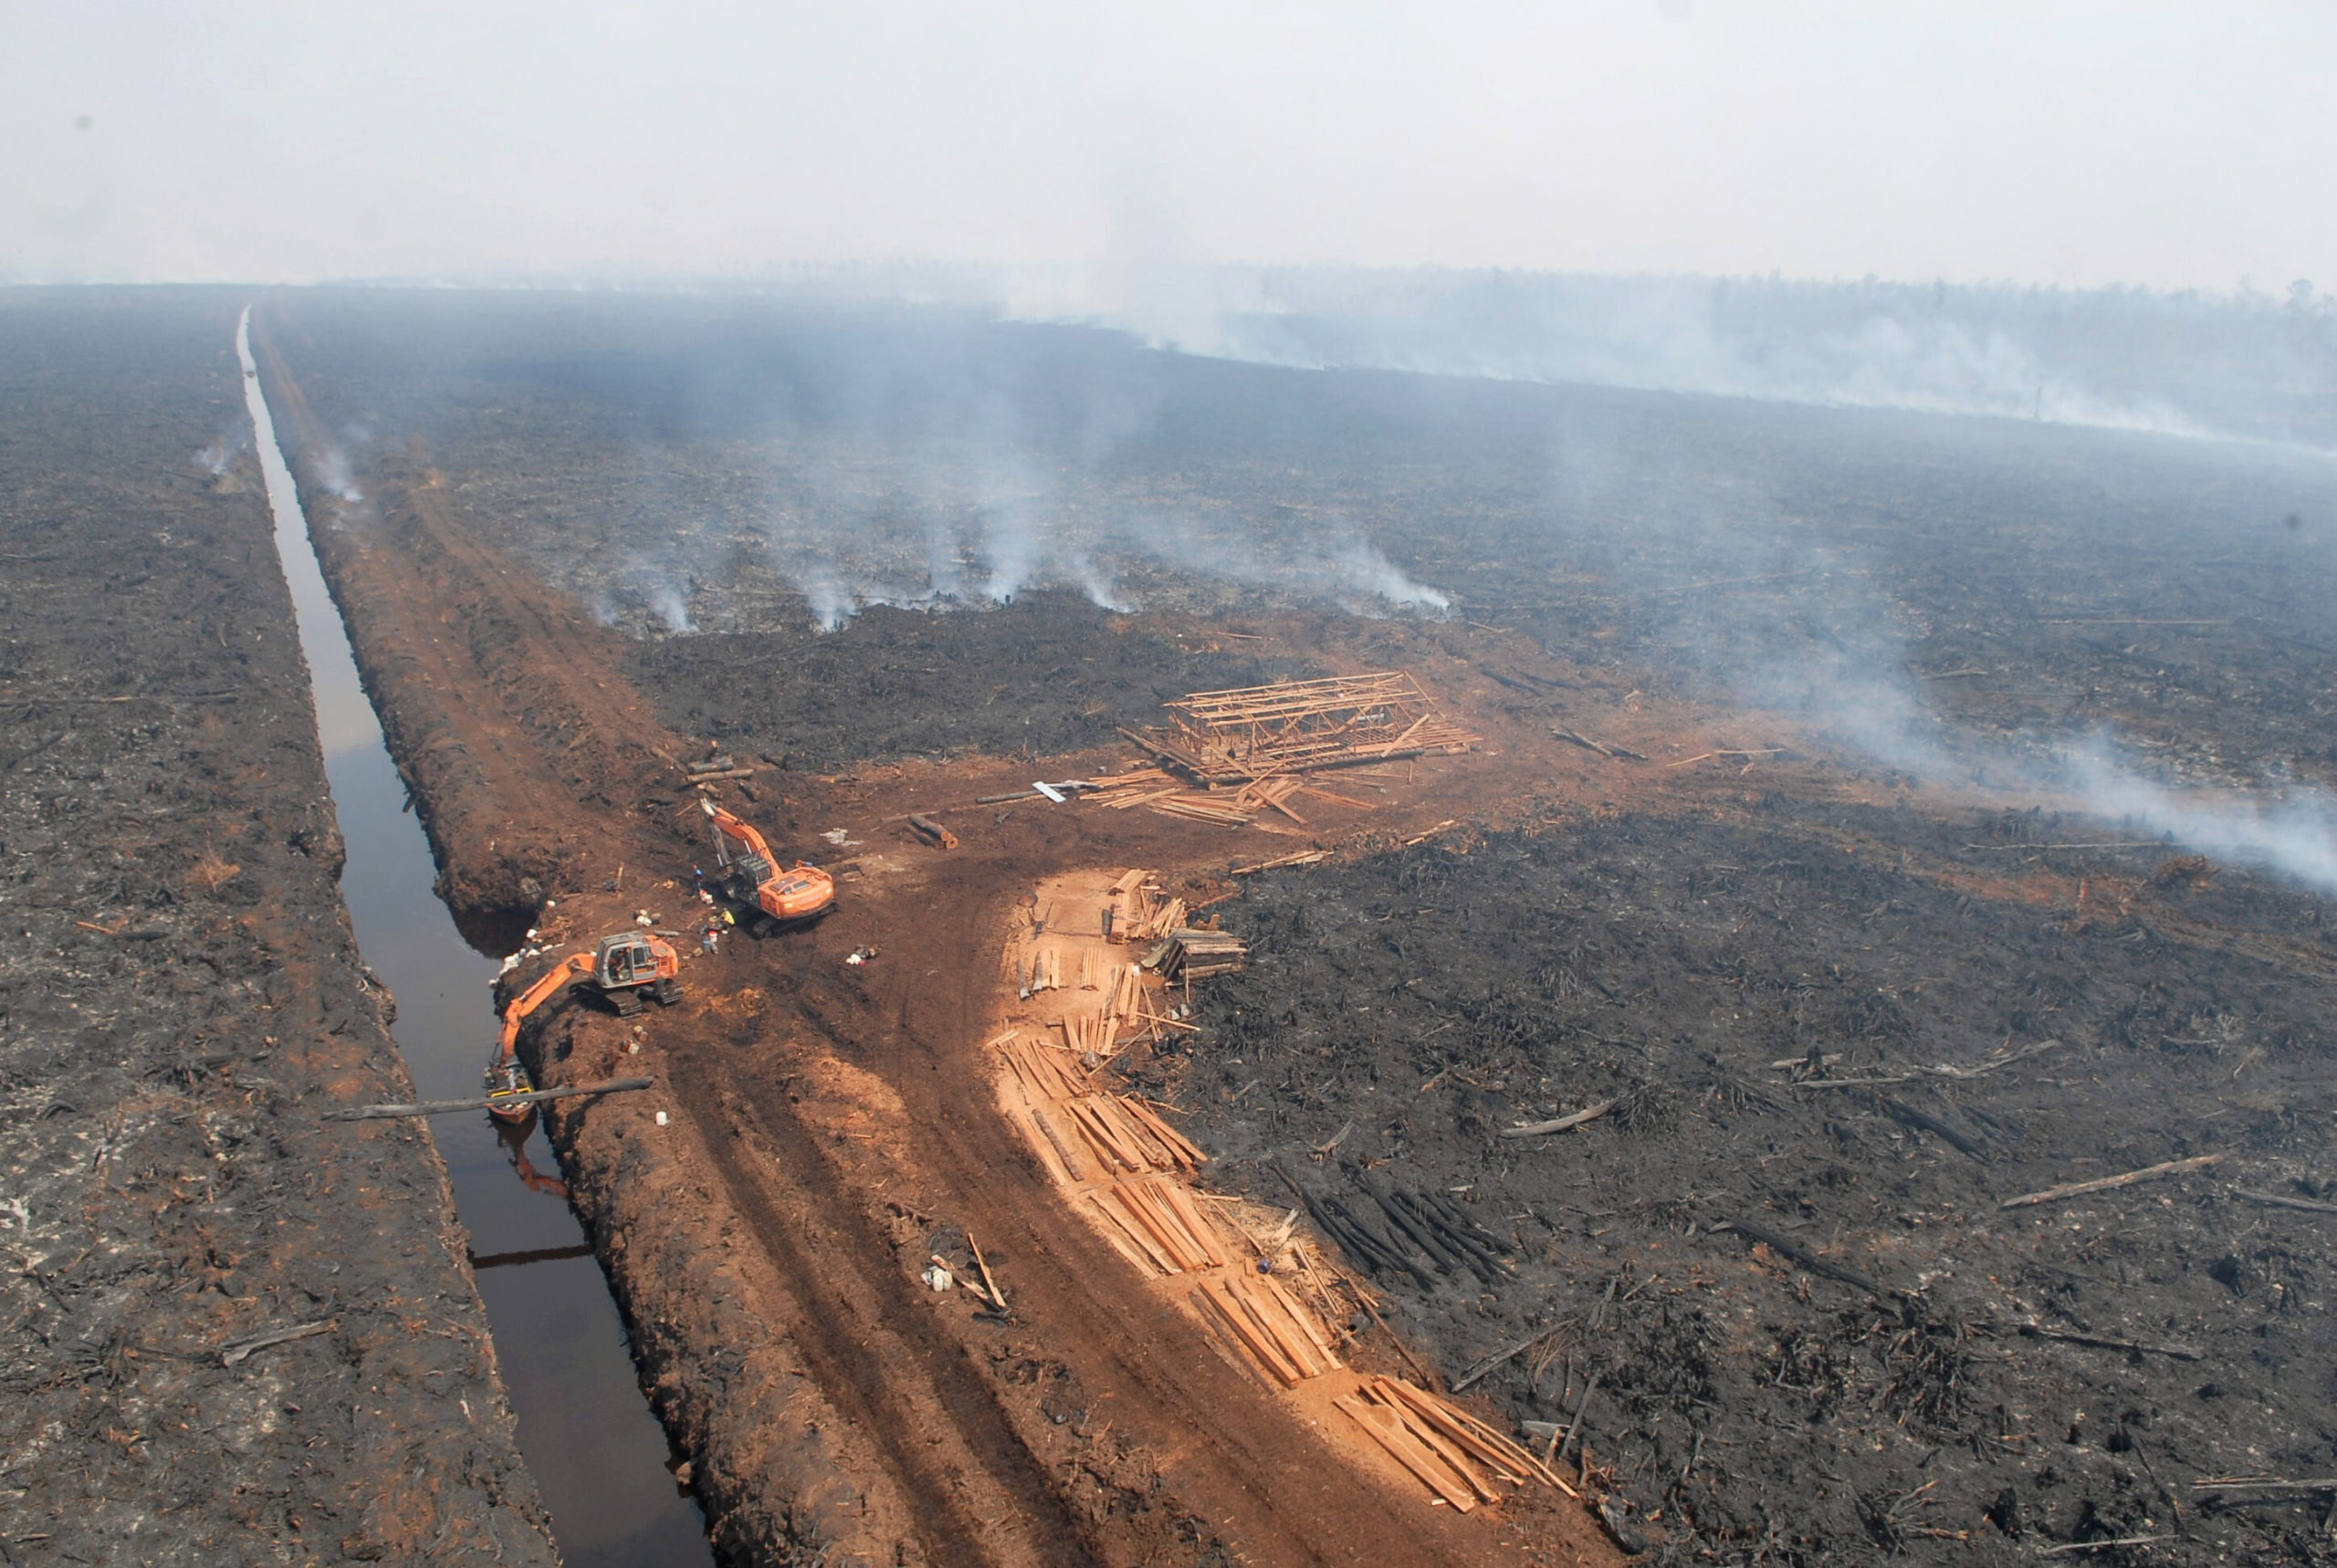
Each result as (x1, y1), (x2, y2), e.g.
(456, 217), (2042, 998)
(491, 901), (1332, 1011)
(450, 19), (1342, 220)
(1063, 1093), (1208, 1176)
(1086, 1177), (1231, 1273)
(1144, 928), (1249, 982)
(1085, 769), (1300, 833)
(1123, 672), (1479, 786)
(1105, 869), (1186, 943)
(996, 1029), (1205, 1183)
(1190, 1270), (1343, 1387)
(1334, 1375), (1568, 1512)
(1105, 872), (1250, 978)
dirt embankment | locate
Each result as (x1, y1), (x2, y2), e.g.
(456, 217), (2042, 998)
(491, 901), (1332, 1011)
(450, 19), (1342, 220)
(257, 312), (1646, 1565)
(0, 293), (556, 1562)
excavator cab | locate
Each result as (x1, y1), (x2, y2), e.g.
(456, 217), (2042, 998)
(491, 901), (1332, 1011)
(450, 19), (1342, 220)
(595, 934), (673, 988)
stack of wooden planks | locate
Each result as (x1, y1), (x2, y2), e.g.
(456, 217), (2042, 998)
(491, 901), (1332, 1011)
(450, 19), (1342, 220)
(1105, 870), (1188, 944)
(1086, 1176), (1230, 1273)
(1124, 672), (1480, 786)
(1144, 928), (1248, 982)
(994, 1025), (1207, 1186)
(1189, 1270), (1343, 1388)
(1063, 1094), (1207, 1175)
(1334, 1375), (1568, 1512)
(1055, 1004), (1115, 1055)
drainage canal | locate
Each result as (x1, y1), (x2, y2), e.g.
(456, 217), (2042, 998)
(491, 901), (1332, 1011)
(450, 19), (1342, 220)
(237, 308), (714, 1567)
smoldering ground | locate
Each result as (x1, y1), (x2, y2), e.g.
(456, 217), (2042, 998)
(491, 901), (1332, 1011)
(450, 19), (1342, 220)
(267, 286), (2337, 892)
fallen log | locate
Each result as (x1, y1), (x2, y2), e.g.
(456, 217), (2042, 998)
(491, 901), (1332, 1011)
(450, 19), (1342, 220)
(2002, 1322), (2202, 1361)
(1721, 1218), (1885, 1295)
(2231, 1187), (2337, 1216)
(2040, 1539), (2173, 1557)
(907, 813), (959, 849)
(1552, 728), (1648, 762)
(220, 1319), (336, 1366)
(1500, 1100), (1616, 1139)
(1451, 1322), (1566, 1394)
(325, 1076), (655, 1121)
(1877, 1095), (1990, 1160)
(1998, 1155), (2224, 1210)
(1230, 849), (1330, 874)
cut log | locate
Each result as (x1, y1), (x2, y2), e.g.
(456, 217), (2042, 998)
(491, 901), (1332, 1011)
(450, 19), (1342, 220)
(1998, 1155), (2224, 1210)
(1500, 1100), (1616, 1138)
(326, 1076), (654, 1120)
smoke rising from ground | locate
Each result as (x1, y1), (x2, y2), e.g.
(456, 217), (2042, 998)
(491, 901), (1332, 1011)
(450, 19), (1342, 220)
(275, 287), (2337, 893)
(1563, 442), (2337, 895)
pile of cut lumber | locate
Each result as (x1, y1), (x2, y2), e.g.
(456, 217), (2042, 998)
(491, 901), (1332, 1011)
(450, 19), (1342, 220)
(1082, 763), (1376, 835)
(1144, 928), (1248, 981)
(1124, 672), (1480, 786)
(1085, 1177), (1230, 1273)
(1189, 1270), (1343, 1388)
(1060, 1094), (1207, 1176)
(995, 1034), (1090, 1099)
(1334, 1375), (1567, 1512)
(1105, 870), (1186, 943)
(992, 1029), (1206, 1184)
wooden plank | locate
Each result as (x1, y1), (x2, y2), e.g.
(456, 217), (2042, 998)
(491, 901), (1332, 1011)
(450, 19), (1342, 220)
(1154, 1180), (1231, 1266)
(1085, 1191), (1172, 1275)
(1007, 1104), (1076, 1187)
(1257, 1270), (1341, 1368)
(1377, 1376), (1559, 1488)
(1195, 1277), (1307, 1386)
(1123, 1178), (1225, 1269)
(1365, 1384), (1500, 1501)
(1025, 1101), (1095, 1183)
(1336, 1395), (1480, 1511)
(1121, 1181), (1209, 1269)
(1106, 1183), (1203, 1270)
(1221, 1272), (1335, 1380)
(1118, 1095), (1207, 1166)
(1068, 1096), (1153, 1172)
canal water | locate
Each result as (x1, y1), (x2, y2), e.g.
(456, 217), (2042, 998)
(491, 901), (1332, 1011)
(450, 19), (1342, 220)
(237, 308), (713, 1566)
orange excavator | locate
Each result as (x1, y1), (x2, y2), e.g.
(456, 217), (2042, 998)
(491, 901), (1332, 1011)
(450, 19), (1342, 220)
(485, 931), (682, 1122)
(700, 799), (835, 935)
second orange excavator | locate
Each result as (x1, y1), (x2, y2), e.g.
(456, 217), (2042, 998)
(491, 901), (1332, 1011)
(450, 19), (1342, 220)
(486, 930), (683, 1122)
(700, 799), (835, 935)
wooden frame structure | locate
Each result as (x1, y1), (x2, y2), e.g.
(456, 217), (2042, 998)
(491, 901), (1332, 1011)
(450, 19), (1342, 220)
(1121, 672), (1479, 786)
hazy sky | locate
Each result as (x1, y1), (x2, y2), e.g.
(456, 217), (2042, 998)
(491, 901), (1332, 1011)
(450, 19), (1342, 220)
(5, 2), (2329, 290)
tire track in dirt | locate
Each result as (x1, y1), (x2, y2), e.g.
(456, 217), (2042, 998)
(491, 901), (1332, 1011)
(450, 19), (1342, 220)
(678, 1074), (1100, 1565)
(768, 855), (1536, 1568)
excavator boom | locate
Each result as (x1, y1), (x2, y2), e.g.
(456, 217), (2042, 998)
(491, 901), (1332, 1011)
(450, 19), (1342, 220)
(498, 951), (595, 1056)
(703, 800), (778, 869)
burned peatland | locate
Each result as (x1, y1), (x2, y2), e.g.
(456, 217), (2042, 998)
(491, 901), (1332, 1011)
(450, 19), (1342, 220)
(1162, 800), (2337, 1564)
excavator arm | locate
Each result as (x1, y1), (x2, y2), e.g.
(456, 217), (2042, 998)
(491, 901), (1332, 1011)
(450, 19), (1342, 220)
(701, 799), (777, 868)
(496, 951), (595, 1059)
